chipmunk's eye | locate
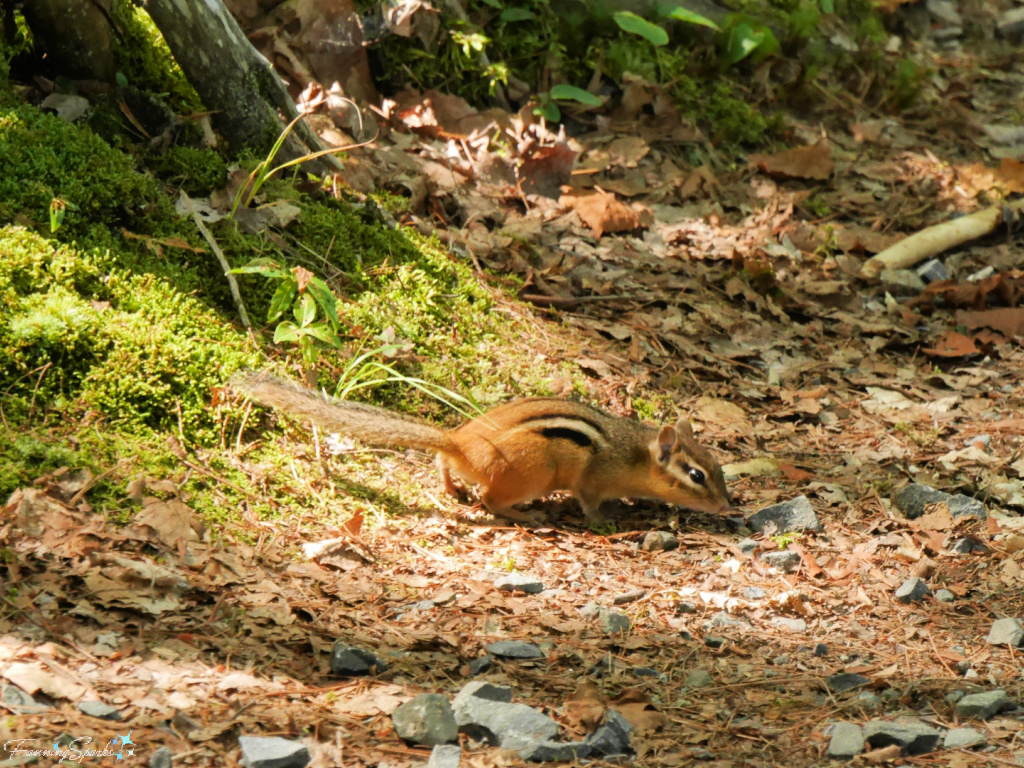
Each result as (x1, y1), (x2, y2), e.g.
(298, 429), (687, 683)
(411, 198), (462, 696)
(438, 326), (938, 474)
(688, 468), (706, 485)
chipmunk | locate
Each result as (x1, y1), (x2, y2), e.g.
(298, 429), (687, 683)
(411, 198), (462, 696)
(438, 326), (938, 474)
(234, 374), (731, 521)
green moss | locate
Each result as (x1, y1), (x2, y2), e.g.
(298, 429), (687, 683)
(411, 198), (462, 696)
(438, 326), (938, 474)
(700, 82), (769, 146)
(0, 105), (165, 236)
(149, 146), (228, 195)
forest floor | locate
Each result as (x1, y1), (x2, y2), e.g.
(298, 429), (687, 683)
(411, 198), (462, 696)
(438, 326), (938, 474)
(3, 2), (1024, 768)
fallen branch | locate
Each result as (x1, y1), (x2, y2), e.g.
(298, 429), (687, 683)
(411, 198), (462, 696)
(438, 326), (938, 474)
(860, 198), (1024, 278)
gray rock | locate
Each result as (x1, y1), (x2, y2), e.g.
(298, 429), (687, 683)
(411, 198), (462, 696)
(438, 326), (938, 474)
(999, 5), (1024, 36)
(1, 685), (49, 712)
(676, 601), (698, 614)
(915, 258), (949, 283)
(707, 611), (748, 630)
(813, 644), (828, 657)
(737, 538), (759, 555)
(827, 722), (865, 759)
(453, 681), (513, 708)
(454, 697), (560, 748)
(759, 550), (802, 572)
(238, 736), (311, 768)
(894, 483), (986, 520)
(943, 727), (985, 749)
(495, 572), (544, 594)
(79, 700), (122, 721)
(330, 643), (386, 676)
(685, 669), (714, 688)
(862, 719), (941, 755)
(704, 636), (725, 649)
(426, 744), (461, 768)
(926, 0), (961, 24)
(986, 618), (1024, 647)
(771, 617), (807, 632)
(950, 537), (989, 554)
(747, 496), (823, 534)
(879, 269), (926, 295)
(895, 577), (931, 604)
(150, 746), (173, 768)
(510, 737), (591, 761)
(392, 693), (458, 746)
(964, 668), (980, 679)
(742, 586), (766, 599)
(641, 531), (679, 551)
(586, 709), (633, 757)
(934, 589), (954, 603)
(485, 641), (544, 659)
(772, 655), (790, 665)
(852, 692), (882, 712)
(598, 610), (630, 636)
(955, 689), (1010, 720)
(465, 655), (493, 675)
(825, 673), (871, 693)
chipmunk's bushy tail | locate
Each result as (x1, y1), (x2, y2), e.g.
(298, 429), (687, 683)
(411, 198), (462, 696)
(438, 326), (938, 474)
(233, 373), (454, 452)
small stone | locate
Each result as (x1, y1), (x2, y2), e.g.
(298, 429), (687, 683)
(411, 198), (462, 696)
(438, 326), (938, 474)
(772, 655), (790, 665)
(426, 744), (462, 768)
(513, 738), (591, 761)
(330, 643), (386, 676)
(964, 668), (979, 679)
(707, 611), (748, 630)
(759, 550), (801, 572)
(813, 644), (828, 657)
(150, 746), (173, 768)
(862, 719), (941, 755)
(926, 0), (961, 24)
(464, 655), (493, 676)
(955, 689), (1010, 720)
(742, 586), (766, 599)
(586, 708), (633, 757)
(943, 727), (985, 749)
(999, 6), (1024, 36)
(453, 697), (560, 747)
(737, 538), (759, 555)
(747, 495), (823, 534)
(1, 685), (49, 712)
(771, 617), (807, 632)
(485, 641), (544, 659)
(598, 609), (631, 636)
(676, 601), (697, 614)
(915, 258), (949, 283)
(895, 577), (931, 604)
(825, 673), (871, 693)
(494, 572), (544, 594)
(453, 681), (513, 708)
(894, 483), (986, 520)
(79, 700), (122, 721)
(852, 692), (882, 712)
(951, 537), (989, 554)
(986, 617), (1024, 647)
(631, 666), (663, 679)
(934, 589), (954, 603)
(827, 722), (865, 759)
(392, 693), (458, 746)
(238, 736), (311, 768)
(955, 661), (971, 675)
(704, 636), (725, 649)
(641, 531), (679, 551)
(685, 669), (714, 688)
(879, 269), (926, 295)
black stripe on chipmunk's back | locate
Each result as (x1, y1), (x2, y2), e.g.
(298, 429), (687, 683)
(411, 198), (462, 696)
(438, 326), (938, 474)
(518, 410), (608, 437)
(539, 426), (595, 447)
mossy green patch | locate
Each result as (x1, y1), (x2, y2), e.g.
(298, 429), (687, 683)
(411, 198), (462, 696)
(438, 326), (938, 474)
(148, 146), (228, 196)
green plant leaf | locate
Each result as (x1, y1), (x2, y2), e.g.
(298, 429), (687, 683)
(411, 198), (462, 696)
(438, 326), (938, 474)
(301, 322), (342, 347)
(267, 280), (298, 322)
(296, 293), (317, 327)
(305, 277), (340, 330)
(500, 7), (534, 21)
(549, 84), (603, 106)
(723, 18), (779, 63)
(661, 5), (719, 30)
(273, 321), (301, 343)
(228, 257), (287, 278)
(613, 11), (669, 46)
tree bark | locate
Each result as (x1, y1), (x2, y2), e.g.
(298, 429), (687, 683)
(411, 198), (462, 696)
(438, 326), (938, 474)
(143, 0), (327, 160)
(20, 0), (115, 80)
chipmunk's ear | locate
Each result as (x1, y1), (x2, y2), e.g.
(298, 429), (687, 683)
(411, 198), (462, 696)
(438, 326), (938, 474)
(657, 425), (677, 463)
(674, 418), (694, 440)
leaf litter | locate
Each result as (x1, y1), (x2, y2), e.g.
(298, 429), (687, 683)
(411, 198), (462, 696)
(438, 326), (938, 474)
(7, 5), (1024, 767)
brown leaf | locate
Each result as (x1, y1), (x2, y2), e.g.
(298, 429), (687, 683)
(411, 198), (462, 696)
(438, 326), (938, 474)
(563, 681), (607, 731)
(956, 307), (1024, 338)
(559, 189), (648, 238)
(748, 140), (833, 180)
(922, 331), (978, 358)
